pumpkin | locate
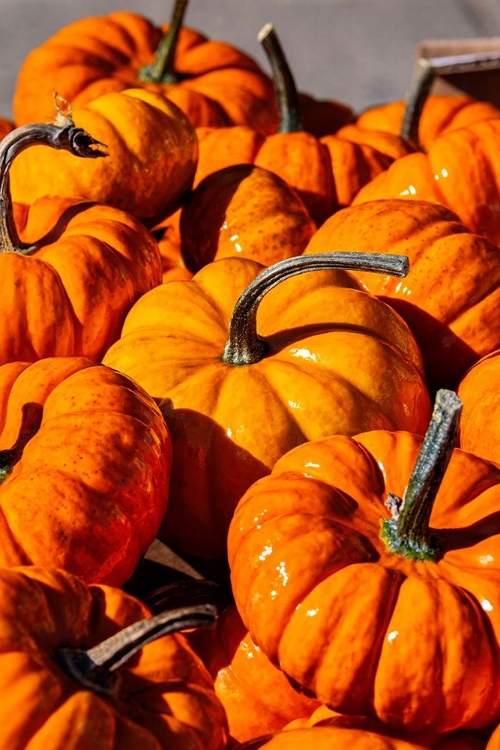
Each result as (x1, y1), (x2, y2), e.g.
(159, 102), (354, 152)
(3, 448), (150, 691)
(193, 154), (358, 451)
(180, 165), (317, 273)
(0, 357), (171, 585)
(187, 25), (413, 227)
(0, 565), (227, 749)
(304, 199), (500, 390)
(237, 727), (429, 749)
(228, 390), (500, 734)
(0, 113), (162, 366)
(487, 726), (500, 749)
(13, 1), (277, 135)
(352, 116), (500, 245)
(103, 251), (431, 559)
(356, 95), (500, 151)
(0, 116), (13, 141)
(10, 90), (197, 226)
(188, 604), (319, 743)
(457, 351), (500, 466)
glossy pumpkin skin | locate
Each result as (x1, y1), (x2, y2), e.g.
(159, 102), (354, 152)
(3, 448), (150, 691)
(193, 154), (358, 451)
(353, 118), (500, 245)
(2, 200), (161, 365)
(103, 255), (431, 558)
(13, 11), (277, 135)
(188, 604), (319, 743)
(0, 358), (171, 585)
(180, 165), (317, 273)
(356, 95), (500, 150)
(10, 89), (198, 226)
(193, 123), (414, 227)
(458, 352), (500, 466)
(0, 566), (227, 750)
(228, 430), (500, 734)
(304, 199), (500, 390)
(239, 727), (428, 749)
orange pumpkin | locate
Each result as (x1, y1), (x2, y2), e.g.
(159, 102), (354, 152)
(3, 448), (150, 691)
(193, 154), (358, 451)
(188, 604), (319, 743)
(352, 117), (500, 245)
(228, 390), (500, 734)
(0, 357), (171, 585)
(103, 251), (431, 559)
(356, 95), (500, 151)
(10, 90), (197, 226)
(13, 1), (277, 135)
(237, 727), (429, 749)
(457, 351), (500, 466)
(0, 565), (227, 748)
(0, 114), (162, 365)
(304, 199), (500, 390)
(180, 165), (317, 273)
(188, 25), (413, 227)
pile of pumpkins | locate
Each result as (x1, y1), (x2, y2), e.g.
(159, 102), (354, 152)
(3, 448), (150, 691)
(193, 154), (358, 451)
(3, 0), (500, 747)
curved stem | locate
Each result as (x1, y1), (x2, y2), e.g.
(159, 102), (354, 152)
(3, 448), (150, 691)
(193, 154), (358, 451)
(0, 97), (107, 254)
(401, 59), (435, 146)
(222, 252), (409, 366)
(381, 389), (462, 562)
(58, 603), (216, 698)
(138, 0), (189, 84)
(0, 403), (43, 484)
(258, 23), (302, 133)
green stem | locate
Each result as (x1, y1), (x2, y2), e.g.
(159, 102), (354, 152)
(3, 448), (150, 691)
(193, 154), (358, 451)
(221, 252), (409, 366)
(0, 403), (43, 483)
(138, 0), (189, 84)
(258, 23), (302, 133)
(58, 603), (216, 698)
(0, 95), (107, 254)
(381, 389), (462, 562)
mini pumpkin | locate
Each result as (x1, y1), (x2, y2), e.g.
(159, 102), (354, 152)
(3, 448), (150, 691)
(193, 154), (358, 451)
(10, 90), (197, 226)
(188, 604), (319, 743)
(103, 251), (431, 559)
(0, 565), (227, 749)
(237, 727), (429, 749)
(228, 390), (500, 734)
(13, 1), (277, 135)
(457, 351), (500, 466)
(0, 111), (162, 365)
(0, 357), (171, 585)
(304, 199), (500, 390)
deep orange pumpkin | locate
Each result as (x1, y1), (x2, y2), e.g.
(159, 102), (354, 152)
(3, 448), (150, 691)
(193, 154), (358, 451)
(10, 89), (198, 226)
(103, 252), (431, 559)
(188, 604), (319, 743)
(0, 114), (162, 365)
(228, 391), (500, 734)
(0, 357), (171, 585)
(352, 117), (500, 245)
(188, 25), (413, 227)
(237, 726), (429, 749)
(304, 199), (500, 390)
(13, 2), (277, 135)
(458, 351), (500, 467)
(0, 566), (227, 748)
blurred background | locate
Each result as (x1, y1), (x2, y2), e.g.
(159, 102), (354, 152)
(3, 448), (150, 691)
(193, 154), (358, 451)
(3, 0), (500, 119)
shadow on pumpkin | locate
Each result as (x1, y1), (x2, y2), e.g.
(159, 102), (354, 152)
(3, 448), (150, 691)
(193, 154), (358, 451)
(158, 407), (270, 563)
(379, 296), (478, 394)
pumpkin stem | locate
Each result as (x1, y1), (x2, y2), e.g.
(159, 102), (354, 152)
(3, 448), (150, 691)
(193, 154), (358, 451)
(258, 23), (302, 133)
(58, 603), (216, 698)
(381, 389), (462, 562)
(0, 402), (43, 484)
(402, 51), (500, 146)
(401, 59), (435, 146)
(138, 0), (189, 85)
(0, 96), (107, 255)
(222, 252), (409, 366)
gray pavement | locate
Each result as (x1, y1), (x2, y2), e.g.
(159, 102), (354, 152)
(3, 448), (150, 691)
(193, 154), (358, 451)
(3, 0), (500, 121)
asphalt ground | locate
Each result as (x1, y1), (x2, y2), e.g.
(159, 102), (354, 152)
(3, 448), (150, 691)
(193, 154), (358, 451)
(3, 0), (500, 120)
